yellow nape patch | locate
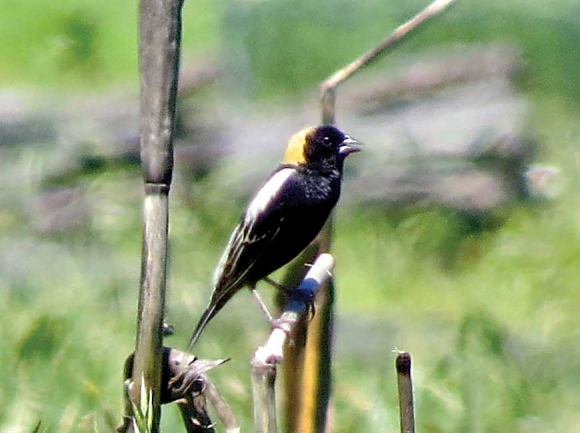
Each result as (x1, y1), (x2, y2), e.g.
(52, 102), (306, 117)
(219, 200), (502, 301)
(282, 127), (315, 165)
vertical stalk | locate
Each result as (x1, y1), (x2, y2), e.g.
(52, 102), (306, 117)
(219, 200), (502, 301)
(280, 223), (334, 433)
(396, 352), (416, 433)
(130, 0), (183, 430)
(251, 363), (278, 433)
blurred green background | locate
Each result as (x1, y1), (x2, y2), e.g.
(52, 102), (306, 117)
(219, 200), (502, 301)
(1, 0), (579, 431)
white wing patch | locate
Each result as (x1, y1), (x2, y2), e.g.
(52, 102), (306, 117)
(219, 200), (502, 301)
(245, 168), (295, 221)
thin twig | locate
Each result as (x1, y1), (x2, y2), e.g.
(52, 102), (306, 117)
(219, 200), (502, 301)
(203, 381), (241, 433)
(396, 352), (416, 433)
(321, 0), (457, 124)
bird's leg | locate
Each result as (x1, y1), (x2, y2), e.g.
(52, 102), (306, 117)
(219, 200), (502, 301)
(249, 285), (273, 322)
(263, 276), (289, 293)
(248, 285), (293, 342)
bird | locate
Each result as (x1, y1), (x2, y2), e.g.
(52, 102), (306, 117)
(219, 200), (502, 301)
(188, 125), (361, 349)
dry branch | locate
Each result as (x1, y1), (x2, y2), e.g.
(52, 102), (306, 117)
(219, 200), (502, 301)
(252, 254), (335, 433)
(118, 348), (235, 433)
(321, 0), (457, 124)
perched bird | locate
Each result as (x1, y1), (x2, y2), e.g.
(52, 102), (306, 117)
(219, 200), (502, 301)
(188, 125), (361, 348)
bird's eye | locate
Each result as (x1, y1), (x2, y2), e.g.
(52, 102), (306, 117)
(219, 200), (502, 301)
(323, 136), (330, 144)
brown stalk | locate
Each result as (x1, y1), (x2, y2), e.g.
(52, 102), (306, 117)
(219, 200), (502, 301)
(396, 352), (416, 433)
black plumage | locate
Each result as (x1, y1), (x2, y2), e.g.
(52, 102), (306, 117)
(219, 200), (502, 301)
(188, 125), (360, 348)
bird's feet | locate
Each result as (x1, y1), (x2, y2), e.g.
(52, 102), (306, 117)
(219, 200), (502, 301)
(264, 277), (316, 320)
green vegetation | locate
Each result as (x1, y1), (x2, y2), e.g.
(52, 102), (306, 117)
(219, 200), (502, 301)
(1, 0), (579, 431)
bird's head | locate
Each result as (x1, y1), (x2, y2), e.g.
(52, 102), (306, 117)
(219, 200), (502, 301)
(282, 125), (361, 170)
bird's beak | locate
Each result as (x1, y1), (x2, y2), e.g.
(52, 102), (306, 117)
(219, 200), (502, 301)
(338, 136), (362, 155)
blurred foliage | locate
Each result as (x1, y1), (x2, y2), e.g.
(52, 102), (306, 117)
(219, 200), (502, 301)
(16, 314), (69, 361)
(1, 0), (580, 432)
(3, 0), (580, 102)
(0, 0), (218, 88)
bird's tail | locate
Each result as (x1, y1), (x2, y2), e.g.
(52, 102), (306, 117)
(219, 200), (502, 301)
(187, 303), (218, 351)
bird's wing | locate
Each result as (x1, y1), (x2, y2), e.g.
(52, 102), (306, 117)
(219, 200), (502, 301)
(211, 167), (296, 299)
(189, 168), (297, 349)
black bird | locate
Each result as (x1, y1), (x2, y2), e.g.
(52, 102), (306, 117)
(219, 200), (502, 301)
(188, 125), (361, 348)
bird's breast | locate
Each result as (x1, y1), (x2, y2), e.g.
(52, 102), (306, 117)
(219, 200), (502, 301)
(295, 168), (340, 200)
